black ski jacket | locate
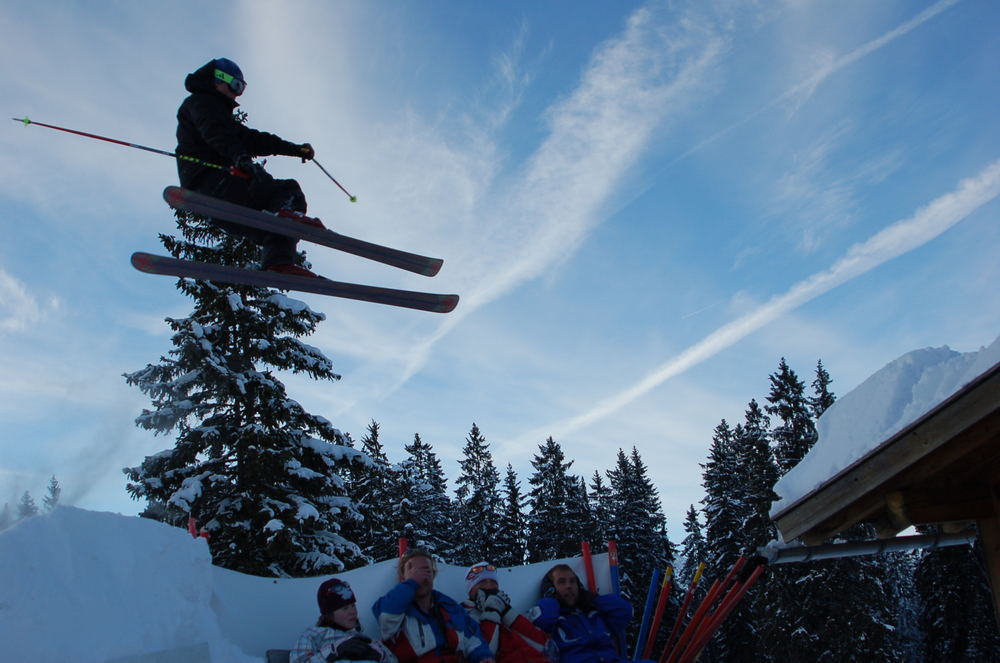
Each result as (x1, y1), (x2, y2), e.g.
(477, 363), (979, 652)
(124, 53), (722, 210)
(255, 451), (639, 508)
(175, 61), (300, 188)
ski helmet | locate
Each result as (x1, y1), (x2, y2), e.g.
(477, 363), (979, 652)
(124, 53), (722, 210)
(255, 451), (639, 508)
(213, 58), (246, 94)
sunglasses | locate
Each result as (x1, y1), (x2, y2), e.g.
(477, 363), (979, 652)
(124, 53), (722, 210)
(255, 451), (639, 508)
(466, 564), (497, 580)
(214, 69), (247, 95)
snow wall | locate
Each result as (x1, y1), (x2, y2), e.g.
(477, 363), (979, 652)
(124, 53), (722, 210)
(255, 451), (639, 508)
(0, 506), (609, 662)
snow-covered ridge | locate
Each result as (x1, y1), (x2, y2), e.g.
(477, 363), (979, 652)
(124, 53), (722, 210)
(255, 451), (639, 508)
(772, 333), (1000, 515)
(0, 506), (606, 662)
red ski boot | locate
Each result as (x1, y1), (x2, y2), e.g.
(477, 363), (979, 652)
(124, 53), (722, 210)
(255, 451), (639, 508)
(266, 263), (319, 278)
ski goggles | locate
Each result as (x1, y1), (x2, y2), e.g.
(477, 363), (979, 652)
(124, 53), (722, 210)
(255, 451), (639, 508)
(214, 68), (247, 95)
(465, 564), (497, 580)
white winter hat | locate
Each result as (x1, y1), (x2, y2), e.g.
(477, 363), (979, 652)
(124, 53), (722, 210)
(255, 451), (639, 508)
(465, 562), (499, 597)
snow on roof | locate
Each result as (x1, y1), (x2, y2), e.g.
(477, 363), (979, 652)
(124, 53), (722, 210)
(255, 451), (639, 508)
(772, 333), (1000, 516)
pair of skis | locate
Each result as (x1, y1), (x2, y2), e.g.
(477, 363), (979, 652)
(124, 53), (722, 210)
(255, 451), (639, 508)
(132, 186), (459, 313)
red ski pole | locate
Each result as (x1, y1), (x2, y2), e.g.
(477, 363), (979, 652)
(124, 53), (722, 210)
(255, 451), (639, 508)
(677, 563), (765, 663)
(661, 562), (704, 658)
(662, 557), (745, 663)
(13, 116), (249, 177)
(642, 565), (674, 659)
(581, 541), (598, 592)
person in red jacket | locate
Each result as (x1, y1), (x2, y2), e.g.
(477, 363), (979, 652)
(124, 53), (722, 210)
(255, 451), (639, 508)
(462, 562), (552, 663)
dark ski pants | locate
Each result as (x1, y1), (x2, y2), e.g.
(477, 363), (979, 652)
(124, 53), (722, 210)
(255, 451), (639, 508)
(199, 170), (308, 268)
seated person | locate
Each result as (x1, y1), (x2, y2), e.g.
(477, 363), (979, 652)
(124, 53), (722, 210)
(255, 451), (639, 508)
(461, 562), (552, 663)
(373, 548), (495, 663)
(291, 578), (397, 663)
(530, 564), (653, 663)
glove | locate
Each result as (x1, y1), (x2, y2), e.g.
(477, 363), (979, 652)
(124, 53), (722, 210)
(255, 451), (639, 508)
(476, 588), (513, 626)
(297, 142), (315, 162)
(335, 635), (380, 661)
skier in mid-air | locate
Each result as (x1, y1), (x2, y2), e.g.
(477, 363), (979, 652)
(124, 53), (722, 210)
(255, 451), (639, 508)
(176, 57), (320, 277)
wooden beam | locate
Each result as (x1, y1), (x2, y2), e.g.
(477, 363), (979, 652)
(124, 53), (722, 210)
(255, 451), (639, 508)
(979, 484), (1000, 629)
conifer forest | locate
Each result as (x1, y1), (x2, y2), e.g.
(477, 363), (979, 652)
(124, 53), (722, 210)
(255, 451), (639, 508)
(110, 210), (1000, 661)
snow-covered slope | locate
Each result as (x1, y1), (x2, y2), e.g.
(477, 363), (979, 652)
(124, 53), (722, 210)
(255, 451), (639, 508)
(772, 333), (1000, 514)
(0, 506), (608, 662)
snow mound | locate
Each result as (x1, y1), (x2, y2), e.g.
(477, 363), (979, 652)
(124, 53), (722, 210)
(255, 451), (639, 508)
(772, 333), (1000, 514)
(0, 506), (256, 663)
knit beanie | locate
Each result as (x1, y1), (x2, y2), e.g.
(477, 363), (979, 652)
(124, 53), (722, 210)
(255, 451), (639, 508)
(317, 578), (356, 615)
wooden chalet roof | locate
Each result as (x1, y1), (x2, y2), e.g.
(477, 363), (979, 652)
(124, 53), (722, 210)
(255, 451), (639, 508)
(771, 359), (1000, 545)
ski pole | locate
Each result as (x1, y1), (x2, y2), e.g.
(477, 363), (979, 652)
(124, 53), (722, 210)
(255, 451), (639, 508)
(661, 562), (704, 658)
(642, 566), (673, 659)
(313, 158), (357, 203)
(12, 116), (249, 178)
(662, 557), (745, 663)
(633, 567), (661, 660)
(581, 541), (598, 593)
(607, 540), (628, 655)
(676, 563), (764, 663)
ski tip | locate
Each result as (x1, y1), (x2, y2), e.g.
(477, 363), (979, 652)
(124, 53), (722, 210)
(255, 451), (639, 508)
(422, 259), (444, 277)
(436, 294), (459, 313)
(130, 251), (155, 273)
(162, 185), (184, 207)
(14, 116), (31, 126)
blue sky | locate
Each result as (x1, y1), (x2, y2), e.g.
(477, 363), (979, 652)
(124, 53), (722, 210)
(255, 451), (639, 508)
(2, 0), (998, 537)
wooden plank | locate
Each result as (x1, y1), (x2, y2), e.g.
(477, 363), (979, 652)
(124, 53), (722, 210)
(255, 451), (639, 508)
(774, 364), (1000, 543)
(979, 484), (1000, 629)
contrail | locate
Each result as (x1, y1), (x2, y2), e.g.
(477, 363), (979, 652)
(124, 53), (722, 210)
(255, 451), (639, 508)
(671, 0), (963, 164)
(530, 159), (1000, 441)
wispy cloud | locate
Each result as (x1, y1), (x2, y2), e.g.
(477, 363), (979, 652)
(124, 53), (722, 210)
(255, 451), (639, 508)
(305, 2), (732, 410)
(523, 159), (1000, 442)
(673, 0), (963, 163)
(0, 268), (56, 333)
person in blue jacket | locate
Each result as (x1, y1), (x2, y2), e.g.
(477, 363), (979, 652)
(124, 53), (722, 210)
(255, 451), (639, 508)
(372, 548), (496, 663)
(530, 564), (653, 663)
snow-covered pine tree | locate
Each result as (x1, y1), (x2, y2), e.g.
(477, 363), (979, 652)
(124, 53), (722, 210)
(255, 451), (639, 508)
(756, 359), (900, 661)
(526, 437), (577, 562)
(567, 475), (596, 553)
(679, 505), (707, 587)
(351, 421), (398, 562)
(808, 359), (835, 419)
(494, 464), (528, 567)
(452, 423), (502, 565)
(701, 420), (741, 573)
(702, 419), (752, 661)
(17, 491), (38, 520)
(607, 448), (673, 606)
(916, 526), (1000, 660)
(766, 358), (817, 474)
(387, 457), (423, 554)
(403, 434), (454, 560)
(42, 475), (61, 513)
(588, 471), (613, 551)
(124, 205), (366, 577)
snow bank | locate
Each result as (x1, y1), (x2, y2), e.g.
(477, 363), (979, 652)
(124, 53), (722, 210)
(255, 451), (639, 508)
(772, 333), (1000, 514)
(0, 506), (609, 662)
(0, 506), (254, 663)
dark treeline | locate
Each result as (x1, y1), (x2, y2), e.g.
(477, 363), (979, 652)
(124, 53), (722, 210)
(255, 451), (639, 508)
(121, 206), (999, 660)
